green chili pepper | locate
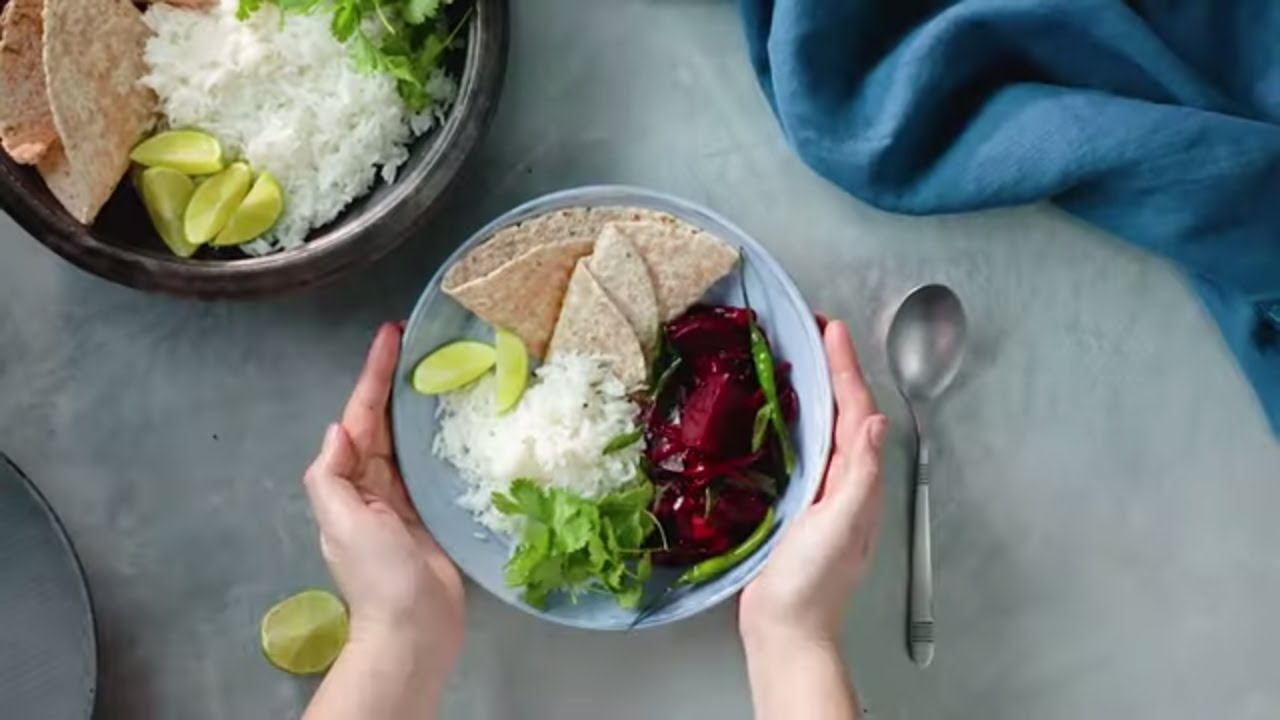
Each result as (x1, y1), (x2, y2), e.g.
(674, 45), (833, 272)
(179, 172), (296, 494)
(739, 257), (796, 474)
(749, 319), (796, 474)
(675, 507), (777, 587)
(628, 507), (778, 629)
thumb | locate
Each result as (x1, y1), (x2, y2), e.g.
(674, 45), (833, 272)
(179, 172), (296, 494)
(829, 415), (887, 516)
(303, 424), (366, 537)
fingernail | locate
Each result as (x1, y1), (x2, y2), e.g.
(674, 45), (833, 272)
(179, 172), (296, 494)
(868, 415), (888, 450)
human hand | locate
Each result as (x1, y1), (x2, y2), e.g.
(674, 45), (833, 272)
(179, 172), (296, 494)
(303, 323), (465, 663)
(739, 319), (887, 649)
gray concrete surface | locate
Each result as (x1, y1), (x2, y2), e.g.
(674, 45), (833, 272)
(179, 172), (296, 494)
(2, 0), (1279, 718)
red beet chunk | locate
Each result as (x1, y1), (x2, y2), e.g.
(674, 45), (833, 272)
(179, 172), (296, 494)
(651, 479), (771, 565)
(678, 371), (756, 459)
(667, 305), (753, 358)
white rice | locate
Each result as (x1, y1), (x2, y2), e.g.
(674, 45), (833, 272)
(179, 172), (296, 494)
(140, 0), (457, 254)
(434, 355), (643, 538)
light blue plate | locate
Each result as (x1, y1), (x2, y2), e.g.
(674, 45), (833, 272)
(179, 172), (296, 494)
(392, 186), (833, 630)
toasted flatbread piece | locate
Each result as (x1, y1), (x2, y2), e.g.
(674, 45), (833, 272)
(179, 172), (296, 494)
(442, 207), (685, 290)
(443, 209), (591, 290)
(547, 259), (648, 390)
(588, 225), (660, 360)
(142, 0), (214, 7)
(446, 239), (594, 359)
(603, 220), (739, 321)
(0, 0), (57, 164)
(39, 0), (155, 223)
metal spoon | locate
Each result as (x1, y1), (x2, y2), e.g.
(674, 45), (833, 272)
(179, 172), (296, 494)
(886, 284), (967, 669)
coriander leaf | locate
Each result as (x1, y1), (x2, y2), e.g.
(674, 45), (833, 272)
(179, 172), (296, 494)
(601, 515), (619, 553)
(613, 512), (650, 550)
(637, 552), (653, 582)
(503, 522), (550, 586)
(600, 481), (652, 515)
(235, 0), (262, 21)
(602, 429), (643, 455)
(551, 495), (592, 553)
(586, 535), (608, 571)
(500, 481), (657, 610)
(418, 32), (449, 72)
(617, 581), (644, 610)
(370, 0), (398, 35)
(404, 0), (441, 25)
(382, 53), (421, 84)
(522, 582), (552, 610)
(279, 0), (322, 12)
(350, 31), (382, 73)
(398, 81), (431, 113)
(491, 491), (520, 516)
(604, 557), (627, 589)
(331, 3), (361, 42)
(508, 479), (550, 521)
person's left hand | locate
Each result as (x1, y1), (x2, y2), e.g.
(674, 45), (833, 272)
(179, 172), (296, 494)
(303, 323), (465, 661)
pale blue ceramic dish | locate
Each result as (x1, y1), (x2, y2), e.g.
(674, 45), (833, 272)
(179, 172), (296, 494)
(391, 186), (833, 630)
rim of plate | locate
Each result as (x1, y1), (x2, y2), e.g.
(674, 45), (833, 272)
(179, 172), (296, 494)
(394, 185), (834, 630)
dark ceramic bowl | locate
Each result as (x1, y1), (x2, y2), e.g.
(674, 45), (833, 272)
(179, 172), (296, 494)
(0, 0), (508, 299)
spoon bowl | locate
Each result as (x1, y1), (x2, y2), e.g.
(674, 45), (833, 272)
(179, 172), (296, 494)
(887, 284), (968, 402)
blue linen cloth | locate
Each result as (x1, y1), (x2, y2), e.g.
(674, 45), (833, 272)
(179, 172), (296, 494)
(740, 0), (1280, 435)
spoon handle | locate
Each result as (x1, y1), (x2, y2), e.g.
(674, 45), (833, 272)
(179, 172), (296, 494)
(909, 440), (935, 668)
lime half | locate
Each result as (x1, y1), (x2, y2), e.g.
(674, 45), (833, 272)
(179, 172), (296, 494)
(184, 162), (251, 246)
(260, 589), (348, 675)
(140, 167), (199, 258)
(412, 341), (497, 395)
(130, 130), (225, 175)
(494, 328), (529, 413)
(213, 171), (283, 246)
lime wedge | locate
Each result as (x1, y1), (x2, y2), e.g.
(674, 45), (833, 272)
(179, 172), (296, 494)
(184, 162), (251, 246)
(130, 130), (225, 175)
(494, 328), (529, 413)
(412, 341), (497, 395)
(260, 589), (348, 675)
(212, 171), (283, 246)
(140, 167), (199, 258)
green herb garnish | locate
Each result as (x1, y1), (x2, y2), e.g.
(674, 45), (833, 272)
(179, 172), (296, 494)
(236, 0), (469, 112)
(750, 404), (771, 453)
(493, 479), (656, 610)
(602, 429), (643, 455)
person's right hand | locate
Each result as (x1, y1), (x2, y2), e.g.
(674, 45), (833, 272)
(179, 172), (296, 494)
(303, 323), (465, 661)
(739, 319), (887, 648)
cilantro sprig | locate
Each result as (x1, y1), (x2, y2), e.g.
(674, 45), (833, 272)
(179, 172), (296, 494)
(493, 479), (657, 610)
(236, 0), (468, 112)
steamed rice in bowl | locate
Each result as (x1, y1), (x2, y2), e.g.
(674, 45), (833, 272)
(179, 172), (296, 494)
(434, 354), (642, 537)
(141, 0), (458, 256)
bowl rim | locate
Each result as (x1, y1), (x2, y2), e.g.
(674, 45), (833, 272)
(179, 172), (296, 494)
(393, 184), (835, 630)
(0, 0), (509, 299)
(0, 453), (98, 717)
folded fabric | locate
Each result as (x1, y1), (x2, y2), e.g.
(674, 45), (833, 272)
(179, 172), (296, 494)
(740, 0), (1280, 435)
